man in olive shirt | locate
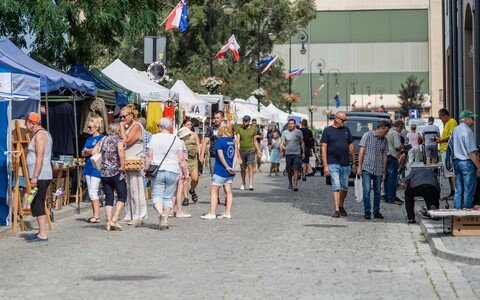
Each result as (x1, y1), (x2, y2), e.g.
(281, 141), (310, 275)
(235, 115), (262, 190)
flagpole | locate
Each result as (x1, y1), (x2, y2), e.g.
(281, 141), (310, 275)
(208, 0), (214, 76)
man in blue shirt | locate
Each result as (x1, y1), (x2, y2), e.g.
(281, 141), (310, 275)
(451, 110), (480, 209)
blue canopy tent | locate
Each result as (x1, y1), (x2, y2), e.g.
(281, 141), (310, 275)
(67, 63), (129, 107)
(0, 37), (96, 224)
(0, 65), (41, 226)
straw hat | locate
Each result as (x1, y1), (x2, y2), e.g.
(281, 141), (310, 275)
(177, 127), (192, 139)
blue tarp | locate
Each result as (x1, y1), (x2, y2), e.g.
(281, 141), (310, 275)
(0, 38), (96, 95)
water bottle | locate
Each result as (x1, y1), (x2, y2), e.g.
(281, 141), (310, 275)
(27, 187), (38, 204)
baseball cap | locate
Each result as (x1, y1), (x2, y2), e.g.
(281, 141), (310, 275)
(242, 115), (251, 121)
(460, 110), (477, 120)
(25, 112), (41, 123)
(177, 127), (192, 139)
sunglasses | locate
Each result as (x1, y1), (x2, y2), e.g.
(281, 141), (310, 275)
(120, 113), (131, 119)
(337, 117), (346, 122)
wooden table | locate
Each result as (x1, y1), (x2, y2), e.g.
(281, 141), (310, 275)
(52, 163), (84, 209)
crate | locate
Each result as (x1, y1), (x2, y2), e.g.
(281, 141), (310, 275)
(452, 216), (480, 236)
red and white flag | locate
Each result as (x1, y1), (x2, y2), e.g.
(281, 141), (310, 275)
(215, 34), (240, 61)
(351, 100), (357, 109)
(366, 101), (372, 109)
(313, 84), (325, 96)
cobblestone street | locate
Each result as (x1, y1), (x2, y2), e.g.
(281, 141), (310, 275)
(0, 165), (478, 299)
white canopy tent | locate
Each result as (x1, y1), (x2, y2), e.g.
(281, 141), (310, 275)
(265, 103), (289, 124)
(243, 96), (275, 121)
(233, 99), (270, 124)
(102, 59), (176, 101)
(170, 80), (211, 116)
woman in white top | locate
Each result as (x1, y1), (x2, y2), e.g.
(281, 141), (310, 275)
(119, 104), (146, 226)
(144, 117), (188, 230)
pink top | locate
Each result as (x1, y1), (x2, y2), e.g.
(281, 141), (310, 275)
(407, 132), (420, 149)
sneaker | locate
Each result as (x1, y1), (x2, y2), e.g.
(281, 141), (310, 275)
(407, 219), (416, 224)
(217, 213), (232, 220)
(288, 183), (293, 190)
(176, 212), (192, 218)
(395, 197), (404, 204)
(201, 213), (216, 220)
(240, 185), (245, 191)
(364, 213), (371, 220)
(373, 212), (384, 219)
(293, 186), (298, 192)
(332, 211), (340, 218)
(159, 214), (169, 230)
(381, 196), (387, 203)
(249, 185), (254, 191)
(339, 206), (347, 217)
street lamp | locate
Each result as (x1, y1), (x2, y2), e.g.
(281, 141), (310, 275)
(309, 59), (323, 127)
(206, 0), (235, 77)
(287, 30), (308, 114)
(313, 59), (341, 125)
(375, 87), (384, 110)
(361, 82), (372, 109)
(345, 79), (358, 111)
(255, 9), (277, 112)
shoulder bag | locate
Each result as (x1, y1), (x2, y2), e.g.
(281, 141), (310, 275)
(145, 136), (177, 178)
(90, 138), (105, 169)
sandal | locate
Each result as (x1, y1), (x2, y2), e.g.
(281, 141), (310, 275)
(85, 217), (100, 223)
(189, 189), (198, 203)
(182, 198), (189, 206)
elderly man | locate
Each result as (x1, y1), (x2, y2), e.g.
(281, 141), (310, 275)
(321, 112), (356, 218)
(385, 120), (405, 205)
(451, 110), (480, 209)
(400, 168), (440, 224)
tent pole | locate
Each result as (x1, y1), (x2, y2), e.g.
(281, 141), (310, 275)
(6, 98), (12, 226)
(73, 96), (81, 214)
(44, 92), (50, 131)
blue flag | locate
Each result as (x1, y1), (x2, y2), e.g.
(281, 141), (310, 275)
(179, 0), (188, 32)
(334, 93), (341, 108)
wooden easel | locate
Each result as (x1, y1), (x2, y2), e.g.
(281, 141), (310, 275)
(11, 120), (52, 233)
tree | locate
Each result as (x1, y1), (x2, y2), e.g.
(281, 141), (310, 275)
(398, 75), (425, 118)
(0, 0), (316, 109)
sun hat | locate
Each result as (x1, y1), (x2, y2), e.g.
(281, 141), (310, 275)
(459, 110), (478, 120)
(25, 112), (41, 123)
(177, 127), (192, 139)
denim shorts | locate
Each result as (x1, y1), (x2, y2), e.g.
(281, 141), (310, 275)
(211, 174), (234, 186)
(329, 164), (351, 191)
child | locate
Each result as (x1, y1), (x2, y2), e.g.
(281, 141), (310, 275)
(269, 131), (281, 176)
(201, 122), (237, 220)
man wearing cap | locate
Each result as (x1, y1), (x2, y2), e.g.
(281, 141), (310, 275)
(234, 115), (262, 190)
(25, 112), (53, 242)
(451, 110), (480, 209)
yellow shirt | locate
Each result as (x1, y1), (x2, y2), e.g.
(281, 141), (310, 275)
(439, 118), (458, 152)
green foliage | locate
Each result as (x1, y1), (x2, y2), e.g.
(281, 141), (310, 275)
(0, 0), (316, 109)
(398, 75), (425, 118)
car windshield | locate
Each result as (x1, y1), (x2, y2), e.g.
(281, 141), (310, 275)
(346, 120), (379, 138)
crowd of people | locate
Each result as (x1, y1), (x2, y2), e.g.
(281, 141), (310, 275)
(23, 104), (480, 241)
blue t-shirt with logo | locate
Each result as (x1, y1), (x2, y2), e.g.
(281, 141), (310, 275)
(214, 137), (236, 178)
(82, 134), (104, 178)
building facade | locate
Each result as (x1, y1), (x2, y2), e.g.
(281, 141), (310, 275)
(274, 0), (443, 128)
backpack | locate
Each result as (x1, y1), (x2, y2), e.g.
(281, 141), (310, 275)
(445, 135), (454, 172)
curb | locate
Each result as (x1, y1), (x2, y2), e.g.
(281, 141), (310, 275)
(419, 217), (480, 265)
(0, 202), (90, 240)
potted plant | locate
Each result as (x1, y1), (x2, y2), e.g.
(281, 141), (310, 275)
(200, 76), (224, 94)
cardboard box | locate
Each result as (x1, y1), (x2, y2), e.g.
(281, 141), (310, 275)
(452, 216), (480, 236)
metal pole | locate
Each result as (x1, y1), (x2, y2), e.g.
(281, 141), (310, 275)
(208, 0), (214, 76)
(257, 21), (261, 112)
(307, 25), (312, 128)
(152, 34), (157, 63)
(288, 37), (292, 114)
(326, 73), (330, 126)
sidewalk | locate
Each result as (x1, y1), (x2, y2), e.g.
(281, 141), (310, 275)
(419, 214), (480, 265)
(0, 202), (90, 240)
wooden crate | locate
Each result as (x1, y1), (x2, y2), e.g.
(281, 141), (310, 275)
(452, 216), (480, 236)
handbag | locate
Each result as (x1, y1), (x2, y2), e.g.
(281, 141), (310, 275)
(354, 175), (363, 203)
(145, 136), (177, 178)
(90, 138), (105, 169)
